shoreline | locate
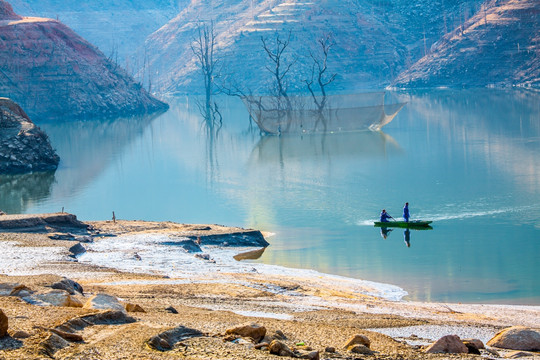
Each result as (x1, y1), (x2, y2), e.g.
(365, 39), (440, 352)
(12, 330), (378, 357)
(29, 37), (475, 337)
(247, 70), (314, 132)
(0, 213), (539, 359)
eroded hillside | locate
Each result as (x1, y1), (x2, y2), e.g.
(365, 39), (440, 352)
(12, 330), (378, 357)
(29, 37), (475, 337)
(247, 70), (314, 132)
(393, 0), (540, 88)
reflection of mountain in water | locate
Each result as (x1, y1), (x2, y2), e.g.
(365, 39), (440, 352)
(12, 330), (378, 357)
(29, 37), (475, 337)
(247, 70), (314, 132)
(28, 112), (164, 207)
(402, 89), (540, 196)
(0, 172), (56, 214)
(250, 131), (401, 164)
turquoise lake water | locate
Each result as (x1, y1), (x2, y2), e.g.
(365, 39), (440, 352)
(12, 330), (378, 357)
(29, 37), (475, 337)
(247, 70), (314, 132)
(1, 89), (539, 305)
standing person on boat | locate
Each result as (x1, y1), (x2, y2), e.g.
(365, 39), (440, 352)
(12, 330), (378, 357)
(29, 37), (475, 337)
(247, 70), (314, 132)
(380, 209), (393, 222)
(403, 202), (410, 222)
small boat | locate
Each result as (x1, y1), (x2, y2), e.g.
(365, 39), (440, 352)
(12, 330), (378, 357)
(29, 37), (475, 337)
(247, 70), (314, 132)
(374, 220), (433, 229)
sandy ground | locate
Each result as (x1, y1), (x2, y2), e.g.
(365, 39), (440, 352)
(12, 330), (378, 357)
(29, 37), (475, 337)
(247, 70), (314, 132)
(0, 214), (539, 359)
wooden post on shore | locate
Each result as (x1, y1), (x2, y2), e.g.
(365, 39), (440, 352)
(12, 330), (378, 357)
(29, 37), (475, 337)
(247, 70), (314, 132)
(112, 211), (116, 223)
(61, 207), (64, 213)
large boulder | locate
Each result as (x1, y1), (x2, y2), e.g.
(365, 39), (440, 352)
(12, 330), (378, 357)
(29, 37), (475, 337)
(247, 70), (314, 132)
(269, 340), (295, 357)
(225, 323), (266, 343)
(124, 303), (146, 313)
(147, 326), (203, 351)
(343, 334), (370, 349)
(83, 294), (125, 312)
(425, 335), (468, 354)
(39, 333), (70, 357)
(487, 326), (540, 351)
(50, 278), (84, 295)
(35, 290), (83, 308)
(0, 309), (8, 337)
(349, 344), (374, 355)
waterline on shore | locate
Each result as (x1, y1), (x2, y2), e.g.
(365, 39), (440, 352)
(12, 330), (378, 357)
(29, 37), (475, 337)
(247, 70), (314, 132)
(77, 233), (408, 301)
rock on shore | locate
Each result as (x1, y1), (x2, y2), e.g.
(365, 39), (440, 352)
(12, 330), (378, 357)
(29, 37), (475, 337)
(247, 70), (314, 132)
(0, 0), (168, 120)
(0, 98), (59, 173)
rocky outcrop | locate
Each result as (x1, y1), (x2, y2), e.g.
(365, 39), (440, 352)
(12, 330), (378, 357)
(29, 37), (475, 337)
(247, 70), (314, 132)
(0, 213), (86, 229)
(147, 326), (203, 351)
(225, 323), (267, 343)
(425, 335), (469, 354)
(269, 340), (295, 357)
(50, 278), (84, 295)
(343, 334), (371, 349)
(0, 98), (59, 173)
(0, 3), (168, 120)
(83, 294), (125, 312)
(487, 326), (540, 351)
(35, 290), (83, 308)
(186, 231), (269, 247)
(394, 0), (540, 88)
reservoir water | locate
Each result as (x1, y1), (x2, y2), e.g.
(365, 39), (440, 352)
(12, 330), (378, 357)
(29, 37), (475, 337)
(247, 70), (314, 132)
(1, 89), (539, 305)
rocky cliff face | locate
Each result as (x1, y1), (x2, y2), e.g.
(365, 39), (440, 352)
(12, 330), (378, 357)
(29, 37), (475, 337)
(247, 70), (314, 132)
(393, 0), (540, 88)
(143, 0), (485, 94)
(0, 98), (59, 173)
(0, 1), (168, 120)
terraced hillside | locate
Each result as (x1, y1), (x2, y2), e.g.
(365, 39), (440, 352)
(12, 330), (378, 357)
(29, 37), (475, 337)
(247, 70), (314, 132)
(144, 0), (485, 94)
(393, 0), (540, 88)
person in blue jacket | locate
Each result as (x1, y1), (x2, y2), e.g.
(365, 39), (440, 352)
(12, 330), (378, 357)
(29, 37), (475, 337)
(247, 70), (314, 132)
(380, 209), (393, 222)
(403, 202), (410, 222)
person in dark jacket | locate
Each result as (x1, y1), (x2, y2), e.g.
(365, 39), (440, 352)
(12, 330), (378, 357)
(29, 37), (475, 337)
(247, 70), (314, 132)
(403, 202), (410, 222)
(380, 209), (393, 222)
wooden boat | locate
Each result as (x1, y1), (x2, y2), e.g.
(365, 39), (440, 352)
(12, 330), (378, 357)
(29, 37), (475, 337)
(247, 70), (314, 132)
(374, 220), (433, 229)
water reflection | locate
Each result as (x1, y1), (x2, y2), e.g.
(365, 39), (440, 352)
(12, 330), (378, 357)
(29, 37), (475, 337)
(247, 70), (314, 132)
(379, 227), (393, 240)
(250, 131), (401, 164)
(0, 112), (165, 214)
(378, 227), (430, 247)
(43, 112), (163, 199)
(0, 172), (56, 214)
(403, 228), (410, 248)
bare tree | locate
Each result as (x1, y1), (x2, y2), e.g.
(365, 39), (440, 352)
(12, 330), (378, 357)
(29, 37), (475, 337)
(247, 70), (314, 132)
(261, 31), (295, 113)
(304, 34), (337, 132)
(190, 20), (221, 129)
(305, 34), (337, 112)
(260, 31), (297, 132)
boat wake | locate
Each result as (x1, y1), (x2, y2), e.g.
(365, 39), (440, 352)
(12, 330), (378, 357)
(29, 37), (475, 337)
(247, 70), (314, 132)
(357, 205), (538, 226)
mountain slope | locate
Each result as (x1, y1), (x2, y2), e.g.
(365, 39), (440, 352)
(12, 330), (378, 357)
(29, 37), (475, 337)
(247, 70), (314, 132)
(393, 0), (540, 88)
(144, 0), (485, 94)
(0, 1), (168, 120)
(9, 0), (188, 62)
